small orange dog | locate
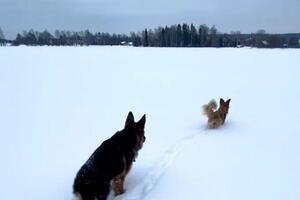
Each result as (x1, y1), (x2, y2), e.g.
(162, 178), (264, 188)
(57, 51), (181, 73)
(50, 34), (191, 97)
(203, 98), (231, 128)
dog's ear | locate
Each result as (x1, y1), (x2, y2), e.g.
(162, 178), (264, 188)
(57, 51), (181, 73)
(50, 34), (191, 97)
(137, 114), (146, 128)
(125, 111), (135, 127)
(220, 98), (225, 105)
(226, 99), (231, 105)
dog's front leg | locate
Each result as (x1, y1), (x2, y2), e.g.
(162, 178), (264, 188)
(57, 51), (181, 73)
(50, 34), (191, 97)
(113, 175), (125, 195)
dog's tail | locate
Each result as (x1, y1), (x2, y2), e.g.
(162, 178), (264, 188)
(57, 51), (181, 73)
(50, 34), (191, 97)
(202, 99), (217, 117)
(73, 192), (82, 200)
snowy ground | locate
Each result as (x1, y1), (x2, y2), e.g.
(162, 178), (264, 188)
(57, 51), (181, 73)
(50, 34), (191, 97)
(0, 46), (299, 200)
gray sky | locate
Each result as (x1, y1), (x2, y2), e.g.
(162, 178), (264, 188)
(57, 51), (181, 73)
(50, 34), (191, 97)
(1, 0), (300, 39)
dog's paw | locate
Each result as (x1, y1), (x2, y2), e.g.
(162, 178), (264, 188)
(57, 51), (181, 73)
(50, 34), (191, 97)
(115, 189), (125, 196)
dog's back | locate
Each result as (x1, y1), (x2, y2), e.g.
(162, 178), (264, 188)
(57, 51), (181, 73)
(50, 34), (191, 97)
(73, 133), (129, 200)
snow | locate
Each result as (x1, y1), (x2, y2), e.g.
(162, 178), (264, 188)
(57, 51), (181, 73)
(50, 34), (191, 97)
(0, 46), (299, 200)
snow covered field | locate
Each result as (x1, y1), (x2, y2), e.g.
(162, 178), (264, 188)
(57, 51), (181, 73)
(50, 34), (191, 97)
(0, 46), (299, 200)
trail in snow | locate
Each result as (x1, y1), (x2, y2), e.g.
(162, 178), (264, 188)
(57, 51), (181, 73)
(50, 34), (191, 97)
(114, 129), (207, 200)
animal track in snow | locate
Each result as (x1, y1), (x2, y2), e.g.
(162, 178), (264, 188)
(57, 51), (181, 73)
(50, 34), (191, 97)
(114, 130), (205, 200)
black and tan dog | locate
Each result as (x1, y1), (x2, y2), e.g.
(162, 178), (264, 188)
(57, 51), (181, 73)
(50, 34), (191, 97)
(203, 98), (231, 128)
(73, 112), (146, 200)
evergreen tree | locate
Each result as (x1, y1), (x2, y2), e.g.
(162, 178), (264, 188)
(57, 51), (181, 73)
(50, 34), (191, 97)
(199, 24), (208, 47)
(38, 30), (53, 45)
(219, 35), (224, 47)
(190, 24), (198, 47)
(143, 29), (149, 47)
(131, 32), (142, 46)
(176, 24), (182, 47)
(268, 35), (286, 48)
(26, 30), (38, 45)
(288, 37), (299, 47)
(160, 28), (166, 47)
(209, 25), (218, 47)
(182, 23), (190, 47)
(147, 30), (155, 46)
(84, 30), (95, 45)
(165, 26), (171, 47)
(14, 33), (23, 45)
(169, 25), (177, 47)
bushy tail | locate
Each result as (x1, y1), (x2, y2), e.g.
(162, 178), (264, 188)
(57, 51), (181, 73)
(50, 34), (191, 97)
(202, 99), (217, 117)
(73, 192), (82, 200)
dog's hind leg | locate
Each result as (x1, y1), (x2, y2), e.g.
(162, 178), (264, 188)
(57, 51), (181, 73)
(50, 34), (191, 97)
(81, 191), (108, 200)
(96, 181), (111, 200)
(113, 175), (126, 196)
(78, 182), (110, 200)
(78, 192), (96, 200)
(96, 194), (109, 200)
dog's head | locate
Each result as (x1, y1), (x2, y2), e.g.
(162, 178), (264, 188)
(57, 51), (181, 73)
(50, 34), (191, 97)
(124, 111), (146, 150)
(219, 98), (231, 114)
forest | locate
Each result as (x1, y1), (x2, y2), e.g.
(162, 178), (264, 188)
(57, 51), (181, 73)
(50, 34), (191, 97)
(1, 24), (299, 48)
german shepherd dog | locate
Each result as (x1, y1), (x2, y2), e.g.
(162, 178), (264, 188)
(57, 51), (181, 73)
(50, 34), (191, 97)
(203, 98), (231, 128)
(73, 112), (146, 200)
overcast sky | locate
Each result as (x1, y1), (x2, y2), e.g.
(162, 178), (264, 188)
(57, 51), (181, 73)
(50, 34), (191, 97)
(1, 0), (300, 39)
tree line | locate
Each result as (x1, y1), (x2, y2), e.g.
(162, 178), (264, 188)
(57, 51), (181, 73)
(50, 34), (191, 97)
(12, 30), (132, 46)
(1, 24), (299, 48)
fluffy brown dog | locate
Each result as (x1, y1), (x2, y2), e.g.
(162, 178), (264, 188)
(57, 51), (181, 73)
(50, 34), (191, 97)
(203, 98), (231, 128)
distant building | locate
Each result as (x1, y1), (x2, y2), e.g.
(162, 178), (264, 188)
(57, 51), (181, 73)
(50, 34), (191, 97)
(120, 41), (133, 46)
(262, 40), (268, 46)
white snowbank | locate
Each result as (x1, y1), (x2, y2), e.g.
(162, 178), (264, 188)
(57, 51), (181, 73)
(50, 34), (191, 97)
(0, 46), (299, 200)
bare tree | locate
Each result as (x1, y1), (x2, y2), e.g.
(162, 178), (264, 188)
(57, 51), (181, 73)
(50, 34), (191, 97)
(230, 31), (241, 35)
(256, 29), (267, 35)
(0, 27), (5, 39)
